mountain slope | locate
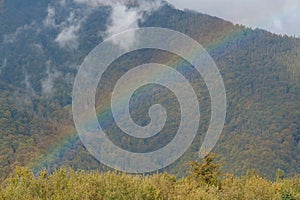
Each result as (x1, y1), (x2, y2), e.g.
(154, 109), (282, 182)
(0, 0), (299, 179)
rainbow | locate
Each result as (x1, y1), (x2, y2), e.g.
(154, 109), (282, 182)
(31, 25), (248, 173)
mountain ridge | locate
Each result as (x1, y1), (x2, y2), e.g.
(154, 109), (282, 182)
(0, 0), (299, 179)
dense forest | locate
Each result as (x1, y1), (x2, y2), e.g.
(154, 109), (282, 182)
(0, 0), (299, 183)
(0, 155), (299, 200)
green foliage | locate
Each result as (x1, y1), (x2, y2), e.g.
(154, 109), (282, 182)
(0, 167), (300, 200)
(276, 168), (286, 181)
(281, 190), (298, 200)
(188, 153), (221, 186)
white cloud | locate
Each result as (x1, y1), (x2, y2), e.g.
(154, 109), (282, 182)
(73, 0), (135, 7)
(43, 5), (57, 28)
(24, 72), (36, 95)
(106, 4), (140, 50)
(44, 0), (162, 50)
(73, 0), (162, 50)
(273, 19), (283, 32)
(55, 24), (81, 49)
(54, 11), (86, 50)
(60, 0), (68, 7)
(140, 0), (162, 15)
(3, 23), (35, 43)
(42, 63), (61, 95)
(167, 0), (300, 36)
(32, 43), (43, 53)
(107, 4), (140, 35)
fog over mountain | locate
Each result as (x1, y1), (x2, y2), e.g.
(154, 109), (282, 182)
(168, 0), (300, 37)
(0, 0), (299, 180)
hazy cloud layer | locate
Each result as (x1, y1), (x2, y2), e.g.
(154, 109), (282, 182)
(43, 5), (57, 28)
(167, 0), (300, 36)
(24, 72), (36, 95)
(3, 22), (36, 44)
(46, 0), (161, 50)
(106, 4), (140, 50)
(53, 9), (87, 50)
(42, 63), (61, 95)
(73, 0), (162, 50)
(55, 23), (81, 49)
(44, 0), (300, 51)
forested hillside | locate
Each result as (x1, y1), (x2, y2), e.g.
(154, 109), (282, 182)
(1, 156), (300, 200)
(0, 0), (299, 180)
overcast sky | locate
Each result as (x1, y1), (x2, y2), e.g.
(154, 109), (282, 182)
(166, 0), (300, 37)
